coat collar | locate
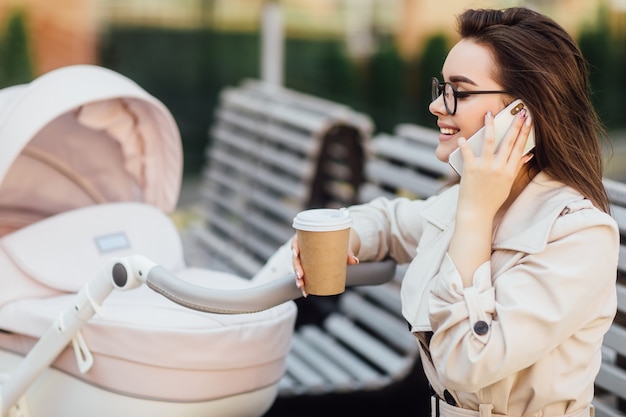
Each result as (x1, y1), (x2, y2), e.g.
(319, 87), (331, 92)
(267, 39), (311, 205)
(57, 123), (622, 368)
(492, 172), (588, 252)
(402, 171), (590, 332)
(419, 172), (587, 253)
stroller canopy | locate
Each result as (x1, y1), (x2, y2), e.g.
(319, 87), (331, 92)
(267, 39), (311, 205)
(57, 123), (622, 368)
(0, 65), (182, 236)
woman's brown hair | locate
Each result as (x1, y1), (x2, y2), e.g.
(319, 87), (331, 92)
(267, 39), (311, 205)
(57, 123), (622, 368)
(457, 7), (610, 212)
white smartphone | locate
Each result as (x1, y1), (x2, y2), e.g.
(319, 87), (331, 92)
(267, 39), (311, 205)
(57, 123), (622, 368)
(448, 99), (535, 176)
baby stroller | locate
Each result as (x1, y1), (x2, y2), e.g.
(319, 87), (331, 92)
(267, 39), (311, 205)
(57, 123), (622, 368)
(0, 65), (395, 417)
(0, 64), (301, 417)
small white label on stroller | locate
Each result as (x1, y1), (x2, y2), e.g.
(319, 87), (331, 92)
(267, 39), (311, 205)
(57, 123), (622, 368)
(94, 232), (130, 253)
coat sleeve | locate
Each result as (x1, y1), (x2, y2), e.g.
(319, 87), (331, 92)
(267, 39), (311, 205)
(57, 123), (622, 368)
(348, 196), (429, 264)
(427, 207), (619, 393)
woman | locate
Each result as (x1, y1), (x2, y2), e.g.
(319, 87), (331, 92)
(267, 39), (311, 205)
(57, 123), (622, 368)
(291, 7), (619, 417)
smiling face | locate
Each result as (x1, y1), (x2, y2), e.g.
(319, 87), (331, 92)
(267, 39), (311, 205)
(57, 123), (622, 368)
(429, 39), (510, 163)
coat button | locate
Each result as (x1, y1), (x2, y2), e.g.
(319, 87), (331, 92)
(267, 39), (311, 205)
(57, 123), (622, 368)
(443, 389), (457, 406)
(473, 320), (489, 335)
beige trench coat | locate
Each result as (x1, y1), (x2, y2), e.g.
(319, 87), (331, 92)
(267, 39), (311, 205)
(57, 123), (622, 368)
(349, 172), (619, 416)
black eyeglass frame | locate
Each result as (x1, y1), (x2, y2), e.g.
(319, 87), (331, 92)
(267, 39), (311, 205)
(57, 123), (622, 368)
(431, 77), (509, 115)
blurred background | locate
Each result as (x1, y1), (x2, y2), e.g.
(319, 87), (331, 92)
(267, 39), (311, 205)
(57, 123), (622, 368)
(1, 2), (625, 416)
(1, 0), (626, 180)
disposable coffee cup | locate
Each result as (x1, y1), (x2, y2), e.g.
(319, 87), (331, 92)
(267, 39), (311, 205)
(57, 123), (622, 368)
(292, 208), (353, 296)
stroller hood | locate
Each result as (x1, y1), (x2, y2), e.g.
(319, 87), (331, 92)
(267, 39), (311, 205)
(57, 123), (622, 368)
(0, 65), (182, 236)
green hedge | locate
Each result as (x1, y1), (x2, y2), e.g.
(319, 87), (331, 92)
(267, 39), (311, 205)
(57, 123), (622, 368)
(99, 28), (450, 176)
(578, 11), (626, 130)
(1, 12), (623, 177)
(0, 10), (33, 88)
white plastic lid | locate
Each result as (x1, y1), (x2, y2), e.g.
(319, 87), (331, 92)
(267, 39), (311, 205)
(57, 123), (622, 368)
(292, 208), (352, 232)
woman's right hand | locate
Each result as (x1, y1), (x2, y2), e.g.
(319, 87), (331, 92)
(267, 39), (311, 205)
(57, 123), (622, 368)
(290, 233), (360, 298)
(456, 109), (534, 218)
(448, 109), (533, 287)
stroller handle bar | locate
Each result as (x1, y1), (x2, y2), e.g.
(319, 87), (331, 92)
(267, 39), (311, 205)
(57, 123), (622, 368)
(116, 255), (398, 314)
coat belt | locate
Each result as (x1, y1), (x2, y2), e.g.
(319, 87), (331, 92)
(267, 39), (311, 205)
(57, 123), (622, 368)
(430, 396), (595, 417)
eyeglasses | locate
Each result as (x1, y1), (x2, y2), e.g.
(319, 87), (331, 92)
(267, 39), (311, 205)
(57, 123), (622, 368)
(431, 77), (508, 115)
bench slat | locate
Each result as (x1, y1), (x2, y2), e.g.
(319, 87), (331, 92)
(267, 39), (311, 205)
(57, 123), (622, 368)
(324, 314), (414, 379)
(339, 291), (418, 354)
(209, 147), (310, 199)
(371, 136), (450, 176)
(278, 373), (299, 396)
(248, 191), (300, 223)
(610, 204), (626, 234)
(596, 362), (626, 400)
(220, 87), (330, 132)
(289, 335), (355, 391)
(617, 282), (626, 314)
(190, 228), (262, 277)
(366, 160), (445, 199)
(246, 211), (294, 243)
(353, 283), (403, 316)
(298, 325), (384, 388)
(239, 228), (290, 261)
(211, 125), (315, 179)
(240, 79), (369, 123)
(216, 107), (317, 154)
(605, 178), (626, 206)
(394, 123), (440, 146)
(604, 324), (626, 357)
(284, 353), (329, 394)
(593, 398), (626, 417)
(358, 183), (397, 203)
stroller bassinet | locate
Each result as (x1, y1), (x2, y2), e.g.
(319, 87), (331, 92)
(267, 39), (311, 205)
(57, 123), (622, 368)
(0, 65), (297, 417)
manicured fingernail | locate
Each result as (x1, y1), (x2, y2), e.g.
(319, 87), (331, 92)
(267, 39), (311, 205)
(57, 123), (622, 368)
(352, 255), (360, 264)
(301, 288), (308, 298)
(486, 111), (493, 119)
(291, 248), (298, 257)
(524, 153), (534, 164)
(295, 270), (301, 279)
(525, 114), (532, 126)
(519, 109), (527, 119)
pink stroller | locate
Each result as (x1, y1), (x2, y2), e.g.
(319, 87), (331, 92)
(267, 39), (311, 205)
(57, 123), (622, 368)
(0, 65), (395, 417)
(0, 65), (301, 417)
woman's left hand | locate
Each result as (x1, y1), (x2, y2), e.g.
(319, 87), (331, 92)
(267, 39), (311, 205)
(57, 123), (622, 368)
(291, 232), (360, 298)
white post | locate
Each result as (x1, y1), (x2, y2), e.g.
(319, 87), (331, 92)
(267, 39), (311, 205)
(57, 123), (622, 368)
(260, 0), (284, 86)
(345, 0), (375, 60)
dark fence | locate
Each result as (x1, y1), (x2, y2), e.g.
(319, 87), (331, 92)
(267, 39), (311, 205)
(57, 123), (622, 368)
(98, 27), (446, 176)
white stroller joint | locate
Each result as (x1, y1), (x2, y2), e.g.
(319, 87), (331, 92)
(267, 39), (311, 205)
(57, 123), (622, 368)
(0, 65), (395, 417)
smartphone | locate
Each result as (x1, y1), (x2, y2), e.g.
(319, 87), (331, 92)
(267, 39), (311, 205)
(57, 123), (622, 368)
(448, 99), (535, 176)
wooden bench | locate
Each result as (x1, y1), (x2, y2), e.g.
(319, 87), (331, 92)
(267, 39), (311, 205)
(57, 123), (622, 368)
(188, 79), (370, 278)
(182, 84), (440, 413)
(185, 80), (423, 401)
(595, 177), (626, 417)
(264, 123), (452, 399)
